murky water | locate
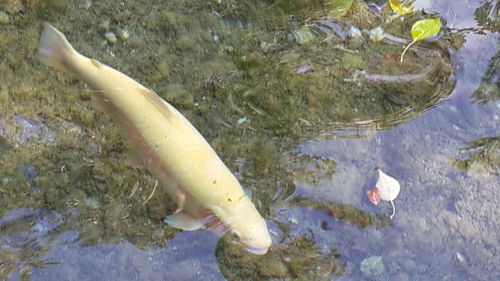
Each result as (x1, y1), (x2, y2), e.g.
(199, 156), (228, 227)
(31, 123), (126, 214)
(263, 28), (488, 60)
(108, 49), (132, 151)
(0, 0), (498, 280)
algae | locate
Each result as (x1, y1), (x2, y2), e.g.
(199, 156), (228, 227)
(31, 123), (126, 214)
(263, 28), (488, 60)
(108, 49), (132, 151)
(472, 50), (499, 103)
(289, 197), (390, 229)
(454, 137), (500, 176)
(216, 235), (344, 281)
(0, 0), (459, 279)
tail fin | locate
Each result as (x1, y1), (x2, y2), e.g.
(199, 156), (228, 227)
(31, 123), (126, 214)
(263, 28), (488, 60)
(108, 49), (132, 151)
(37, 23), (78, 72)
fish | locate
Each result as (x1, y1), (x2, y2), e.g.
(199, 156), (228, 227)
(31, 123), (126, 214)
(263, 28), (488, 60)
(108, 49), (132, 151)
(37, 23), (272, 255)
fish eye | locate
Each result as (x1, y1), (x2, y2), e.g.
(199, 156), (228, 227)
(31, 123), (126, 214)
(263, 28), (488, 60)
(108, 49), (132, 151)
(228, 229), (243, 241)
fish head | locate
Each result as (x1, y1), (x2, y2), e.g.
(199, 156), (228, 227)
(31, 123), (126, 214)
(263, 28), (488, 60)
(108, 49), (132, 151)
(210, 201), (272, 255)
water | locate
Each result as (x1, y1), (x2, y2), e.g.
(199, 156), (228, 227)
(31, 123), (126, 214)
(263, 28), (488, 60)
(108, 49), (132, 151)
(0, 0), (498, 280)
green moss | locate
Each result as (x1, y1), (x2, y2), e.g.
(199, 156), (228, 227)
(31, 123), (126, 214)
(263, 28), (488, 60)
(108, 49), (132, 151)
(454, 137), (500, 175)
(36, 0), (68, 21)
(216, 235), (344, 281)
(474, 2), (500, 32)
(291, 197), (390, 228)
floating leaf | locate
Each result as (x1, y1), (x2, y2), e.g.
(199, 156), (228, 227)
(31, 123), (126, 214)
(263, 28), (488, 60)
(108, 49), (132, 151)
(400, 18), (441, 62)
(411, 18), (441, 41)
(375, 169), (401, 201)
(389, 0), (415, 15)
(367, 169), (401, 219)
(327, 0), (355, 19)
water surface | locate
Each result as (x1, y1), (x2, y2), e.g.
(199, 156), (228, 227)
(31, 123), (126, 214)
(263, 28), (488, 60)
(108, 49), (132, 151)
(0, 0), (498, 280)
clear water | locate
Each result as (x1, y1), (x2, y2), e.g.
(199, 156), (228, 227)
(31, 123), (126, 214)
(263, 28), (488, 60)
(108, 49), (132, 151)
(0, 0), (498, 280)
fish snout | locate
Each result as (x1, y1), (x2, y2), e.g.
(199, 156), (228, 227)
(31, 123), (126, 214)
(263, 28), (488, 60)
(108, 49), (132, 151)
(228, 227), (271, 255)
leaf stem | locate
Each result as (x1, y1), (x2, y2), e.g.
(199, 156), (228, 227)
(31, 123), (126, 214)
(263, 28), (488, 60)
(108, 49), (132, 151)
(389, 200), (396, 219)
(400, 39), (417, 62)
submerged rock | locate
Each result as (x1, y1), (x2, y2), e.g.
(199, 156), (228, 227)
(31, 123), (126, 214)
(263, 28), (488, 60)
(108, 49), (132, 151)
(0, 116), (56, 147)
(0, 208), (65, 280)
(360, 256), (384, 278)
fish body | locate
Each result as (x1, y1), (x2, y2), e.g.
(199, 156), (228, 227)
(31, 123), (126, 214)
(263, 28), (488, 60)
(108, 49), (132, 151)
(37, 24), (271, 254)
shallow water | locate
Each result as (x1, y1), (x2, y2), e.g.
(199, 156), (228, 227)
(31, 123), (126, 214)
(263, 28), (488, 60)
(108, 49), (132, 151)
(0, 0), (498, 280)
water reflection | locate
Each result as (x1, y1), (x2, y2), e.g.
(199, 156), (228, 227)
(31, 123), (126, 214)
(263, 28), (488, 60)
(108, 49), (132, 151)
(0, 209), (62, 280)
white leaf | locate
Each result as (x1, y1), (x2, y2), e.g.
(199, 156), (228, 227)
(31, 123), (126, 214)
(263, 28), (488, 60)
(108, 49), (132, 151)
(375, 169), (400, 201)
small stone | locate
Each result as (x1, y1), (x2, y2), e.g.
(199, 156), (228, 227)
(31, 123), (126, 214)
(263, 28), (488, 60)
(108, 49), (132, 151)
(84, 0), (92, 9)
(360, 256), (384, 278)
(369, 26), (385, 42)
(296, 64), (315, 74)
(0, 117), (57, 146)
(105, 31), (118, 44)
(0, 11), (10, 24)
(456, 252), (465, 263)
(349, 26), (363, 40)
(116, 27), (130, 41)
(98, 20), (110, 32)
(236, 116), (248, 125)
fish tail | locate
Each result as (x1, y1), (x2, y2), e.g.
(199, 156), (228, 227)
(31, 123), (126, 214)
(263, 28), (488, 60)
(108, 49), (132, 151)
(37, 23), (78, 72)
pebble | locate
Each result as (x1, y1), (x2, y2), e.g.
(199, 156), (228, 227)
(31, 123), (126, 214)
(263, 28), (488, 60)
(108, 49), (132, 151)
(0, 117), (56, 146)
(0, 11), (9, 24)
(360, 256), (384, 278)
(116, 27), (129, 41)
(84, 0), (92, 9)
(369, 26), (385, 42)
(98, 20), (110, 32)
(105, 31), (118, 44)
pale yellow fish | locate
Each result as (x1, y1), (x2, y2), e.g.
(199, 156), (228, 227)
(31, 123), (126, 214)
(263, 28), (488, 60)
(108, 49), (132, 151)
(37, 23), (271, 254)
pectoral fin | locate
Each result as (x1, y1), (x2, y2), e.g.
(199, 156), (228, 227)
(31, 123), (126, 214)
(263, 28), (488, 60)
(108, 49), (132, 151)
(164, 212), (213, 231)
(205, 204), (232, 236)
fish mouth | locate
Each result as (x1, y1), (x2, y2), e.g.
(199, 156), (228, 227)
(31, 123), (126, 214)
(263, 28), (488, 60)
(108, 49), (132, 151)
(243, 246), (269, 255)
(227, 235), (269, 255)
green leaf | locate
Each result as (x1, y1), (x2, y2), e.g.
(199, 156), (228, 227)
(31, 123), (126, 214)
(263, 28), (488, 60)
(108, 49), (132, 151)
(400, 18), (441, 62)
(389, 0), (415, 15)
(327, 0), (354, 19)
(411, 18), (441, 41)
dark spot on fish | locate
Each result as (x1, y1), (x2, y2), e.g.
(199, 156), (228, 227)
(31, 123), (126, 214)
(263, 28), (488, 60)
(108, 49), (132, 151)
(213, 180), (217, 184)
